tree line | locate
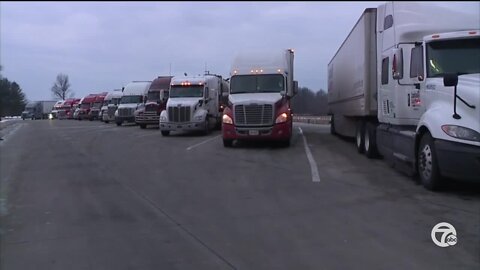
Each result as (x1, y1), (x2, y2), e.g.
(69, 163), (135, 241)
(291, 87), (329, 115)
(0, 66), (27, 117)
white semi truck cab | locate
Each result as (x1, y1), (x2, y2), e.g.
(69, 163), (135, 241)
(115, 81), (151, 126)
(328, 2), (479, 190)
(222, 49), (298, 147)
(101, 89), (123, 123)
(159, 74), (228, 136)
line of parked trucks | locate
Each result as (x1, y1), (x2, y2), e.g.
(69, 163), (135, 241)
(20, 2), (479, 190)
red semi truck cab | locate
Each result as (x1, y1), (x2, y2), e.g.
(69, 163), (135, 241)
(88, 92), (108, 121)
(135, 76), (172, 129)
(77, 94), (97, 120)
(222, 49), (298, 147)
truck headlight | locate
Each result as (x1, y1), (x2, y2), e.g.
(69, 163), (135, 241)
(222, 114), (233, 124)
(160, 115), (167, 122)
(48, 113), (53, 120)
(441, 125), (480, 142)
(114, 110), (118, 117)
(275, 112), (288, 124)
(194, 115), (204, 121)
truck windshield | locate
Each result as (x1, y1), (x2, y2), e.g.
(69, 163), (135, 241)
(147, 91), (160, 101)
(120, 96), (142, 104)
(92, 102), (102, 109)
(112, 98), (121, 105)
(230, 74), (284, 94)
(170, 85), (203, 98)
(426, 37), (480, 78)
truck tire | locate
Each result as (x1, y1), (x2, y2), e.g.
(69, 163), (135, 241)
(204, 119), (210, 135)
(116, 121), (122, 126)
(364, 122), (378, 158)
(330, 115), (336, 135)
(140, 124), (146, 129)
(223, 139), (233, 147)
(105, 120), (109, 124)
(356, 121), (365, 153)
(161, 130), (170, 136)
(418, 132), (442, 190)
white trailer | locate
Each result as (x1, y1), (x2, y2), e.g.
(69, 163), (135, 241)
(328, 2), (480, 190)
(159, 73), (228, 136)
(115, 81), (151, 126)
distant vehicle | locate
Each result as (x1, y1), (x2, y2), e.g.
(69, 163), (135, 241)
(21, 102), (38, 120)
(51, 100), (65, 119)
(58, 98), (81, 119)
(159, 73), (229, 136)
(101, 90), (123, 123)
(77, 94), (97, 120)
(222, 49), (297, 147)
(135, 76), (172, 129)
(115, 81), (151, 126)
(88, 92), (108, 121)
(327, 2), (480, 190)
(21, 101), (56, 120)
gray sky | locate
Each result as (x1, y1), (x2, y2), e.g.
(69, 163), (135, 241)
(1, 1), (478, 101)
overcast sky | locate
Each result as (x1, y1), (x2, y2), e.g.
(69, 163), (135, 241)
(1, 1), (478, 101)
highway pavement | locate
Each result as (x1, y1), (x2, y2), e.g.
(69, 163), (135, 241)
(1, 119), (478, 270)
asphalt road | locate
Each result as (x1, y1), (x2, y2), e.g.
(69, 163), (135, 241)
(1, 119), (479, 270)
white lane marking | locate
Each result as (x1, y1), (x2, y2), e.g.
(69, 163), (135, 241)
(299, 127), (320, 182)
(186, 134), (221, 151)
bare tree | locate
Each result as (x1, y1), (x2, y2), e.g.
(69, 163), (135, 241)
(51, 73), (73, 100)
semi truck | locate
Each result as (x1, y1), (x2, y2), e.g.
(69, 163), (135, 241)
(115, 81), (151, 126)
(51, 100), (65, 119)
(222, 49), (298, 147)
(57, 98), (81, 119)
(135, 76), (172, 129)
(88, 92), (108, 121)
(101, 89), (123, 123)
(21, 101), (56, 120)
(327, 2), (480, 190)
(159, 73), (228, 136)
(77, 94), (97, 120)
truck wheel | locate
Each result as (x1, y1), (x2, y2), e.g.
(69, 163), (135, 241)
(22, 117), (25, 120)
(140, 124), (146, 129)
(355, 121), (365, 153)
(116, 121), (122, 126)
(418, 132), (442, 190)
(204, 119), (210, 135)
(105, 120), (109, 124)
(223, 139), (233, 147)
(330, 115), (336, 135)
(364, 122), (378, 158)
(161, 130), (170, 136)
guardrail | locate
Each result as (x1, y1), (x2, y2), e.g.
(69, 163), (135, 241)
(293, 115), (331, 125)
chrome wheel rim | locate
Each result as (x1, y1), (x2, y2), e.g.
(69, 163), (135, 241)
(419, 144), (432, 180)
(364, 129), (370, 152)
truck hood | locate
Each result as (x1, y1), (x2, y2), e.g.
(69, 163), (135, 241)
(229, 93), (283, 105)
(167, 98), (201, 107)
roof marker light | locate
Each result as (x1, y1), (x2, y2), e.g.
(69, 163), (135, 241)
(469, 31), (477, 35)
(432, 34), (440, 39)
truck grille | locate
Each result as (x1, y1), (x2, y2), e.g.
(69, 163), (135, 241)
(107, 107), (117, 117)
(168, 106), (191, 122)
(118, 107), (134, 117)
(234, 104), (273, 126)
(144, 111), (158, 117)
(145, 104), (157, 112)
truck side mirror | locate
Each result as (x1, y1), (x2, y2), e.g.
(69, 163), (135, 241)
(293, 81), (298, 96)
(222, 92), (229, 98)
(443, 73), (458, 87)
(392, 48), (403, 80)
